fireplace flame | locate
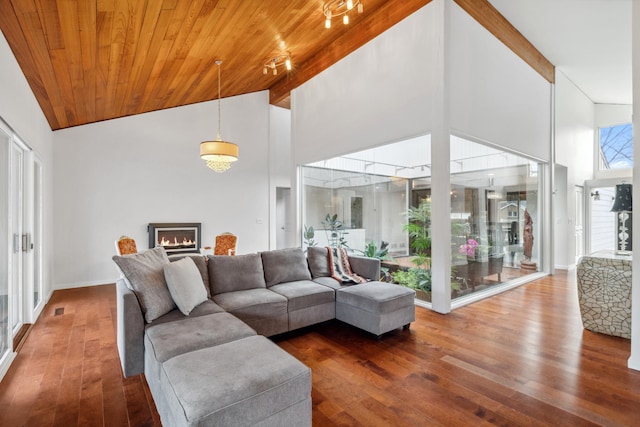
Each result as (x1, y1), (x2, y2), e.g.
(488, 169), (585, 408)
(159, 236), (195, 247)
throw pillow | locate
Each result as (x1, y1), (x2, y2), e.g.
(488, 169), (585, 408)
(261, 248), (312, 287)
(163, 257), (208, 316)
(307, 246), (331, 278)
(112, 246), (176, 323)
(168, 254), (211, 297)
(328, 247), (367, 284)
(207, 253), (267, 294)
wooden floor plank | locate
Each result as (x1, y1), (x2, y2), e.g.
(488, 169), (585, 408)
(0, 273), (639, 426)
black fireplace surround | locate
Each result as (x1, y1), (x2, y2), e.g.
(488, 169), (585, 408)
(148, 223), (201, 255)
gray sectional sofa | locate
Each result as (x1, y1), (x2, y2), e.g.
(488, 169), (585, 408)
(114, 246), (415, 427)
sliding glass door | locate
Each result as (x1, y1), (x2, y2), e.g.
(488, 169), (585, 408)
(0, 121), (42, 375)
(9, 139), (25, 337)
(0, 127), (10, 362)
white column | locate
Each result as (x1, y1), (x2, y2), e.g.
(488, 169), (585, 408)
(629, 0), (640, 371)
(430, 0), (452, 314)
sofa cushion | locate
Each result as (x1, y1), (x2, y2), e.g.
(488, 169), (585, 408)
(163, 257), (208, 316)
(145, 312), (256, 364)
(307, 246), (331, 278)
(336, 282), (416, 314)
(212, 288), (288, 318)
(168, 254), (210, 297)
(208, 253), (266, 294)
(112, 246), (176, 323)
(159, 335), (311, 427)
(261, 248), (311, 287)
(270, 280), (335, 311)
(149, 300), (225, 326)
(312, 276), (343, 290)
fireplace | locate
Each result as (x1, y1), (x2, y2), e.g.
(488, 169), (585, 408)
(148, 223), (201, 255)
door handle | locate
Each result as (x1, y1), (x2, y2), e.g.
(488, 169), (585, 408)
(22, 233), (31, 252)
(14, 234), (20, 253)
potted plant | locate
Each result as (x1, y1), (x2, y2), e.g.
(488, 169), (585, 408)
(322, 213), (349, 248)
(359, 241), (392, 281)
(303, 225), (317, 250)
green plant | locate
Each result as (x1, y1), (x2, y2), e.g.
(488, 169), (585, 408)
(303, 225), (317, 249)
(391, 268), (432, 293)
(359, 241), (391, 281)
(360, 240), (390, 260)
(322, 213), (349, 248)
(411, 253), (430, 268)
(404, 200), (431, 257)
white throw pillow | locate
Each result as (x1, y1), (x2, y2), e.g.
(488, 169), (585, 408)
(163, 257), (208, 316)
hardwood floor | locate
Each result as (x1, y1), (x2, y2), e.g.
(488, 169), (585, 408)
(1, 272), (638, 426)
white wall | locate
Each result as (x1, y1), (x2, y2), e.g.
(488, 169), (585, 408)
(0, 30), (55, 304)
(292, 3), (437, 165)
(448, 2), (552, 162)
(555, 72), (596, 182)
(268, 106), (293, 249)
(554, 71), (596, 268)
(595, 104), (633, 128)
(269, 106), (292, 189)
(52, 91), (271, 288)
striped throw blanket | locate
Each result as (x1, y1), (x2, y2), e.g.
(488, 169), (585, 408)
(327, 247), (367, 284)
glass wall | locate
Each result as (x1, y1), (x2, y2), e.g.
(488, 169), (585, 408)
(300, 134), (545, 307)
(450, 137), (542, 300)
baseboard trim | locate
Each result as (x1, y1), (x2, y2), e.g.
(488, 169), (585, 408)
(13, 323), (33, 353)
(54, 279), (116, 290)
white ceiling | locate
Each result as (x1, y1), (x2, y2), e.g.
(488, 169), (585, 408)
(489, 0), (632, 105)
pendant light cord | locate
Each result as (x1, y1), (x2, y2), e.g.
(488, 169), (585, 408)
(216, 60), (222, 140)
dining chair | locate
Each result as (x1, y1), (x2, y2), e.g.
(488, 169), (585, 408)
(214, 232), (237, 256)
(115, 235), (138, 256)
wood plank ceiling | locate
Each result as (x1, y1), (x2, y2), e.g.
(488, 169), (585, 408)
(0, 0), (551, 132)
(0, 0), (430, 130)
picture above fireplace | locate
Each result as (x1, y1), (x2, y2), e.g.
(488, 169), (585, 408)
(148, 223), (201, 255)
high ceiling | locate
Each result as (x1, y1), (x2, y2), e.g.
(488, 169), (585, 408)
(0, 0), (428, 130)
(0, 0), (632, 131)
(489, 0), (632, 105)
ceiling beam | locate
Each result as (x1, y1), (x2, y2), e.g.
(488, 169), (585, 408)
(269, 0), (433, 107)
(453, 0), (555, 83)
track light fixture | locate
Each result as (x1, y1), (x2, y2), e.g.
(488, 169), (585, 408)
(262, 53), (292, 76)
(323, 0), (363, 29)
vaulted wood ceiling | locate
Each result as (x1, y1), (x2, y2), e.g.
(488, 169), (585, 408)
(0, 0), (432, 130)
(0, 0), (553, 132)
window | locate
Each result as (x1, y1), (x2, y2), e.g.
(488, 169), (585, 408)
(599, 123), (633, 170)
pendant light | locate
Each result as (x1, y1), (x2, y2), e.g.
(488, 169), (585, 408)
(200, 60), (239, 173)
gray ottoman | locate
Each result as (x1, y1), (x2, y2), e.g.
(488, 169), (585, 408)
(336, 282), (415, 337)
(154, 335), (311, 427)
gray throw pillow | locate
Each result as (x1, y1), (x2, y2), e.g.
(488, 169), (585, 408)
(164, 257), (208, 316)
(169, 254), (211, 297)
(307, 246), (331, 278)
(207, 253), (266, 294)
(112, 246), (176, 323)
(261, 248), (312, 287)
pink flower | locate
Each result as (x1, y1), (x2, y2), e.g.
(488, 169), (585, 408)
(459, 239), (478, 257)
